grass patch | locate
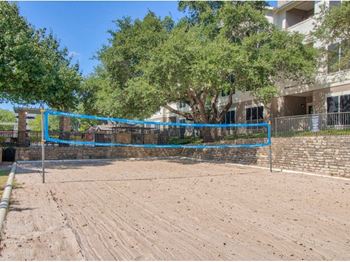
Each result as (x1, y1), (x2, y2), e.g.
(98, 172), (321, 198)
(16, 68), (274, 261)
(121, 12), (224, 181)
(168, 136), (203, 145)
(0, 170), (9, 196)
(274, 128), (350, 137)
(168, 128), (350, 145)
(224, 132), (266, 140)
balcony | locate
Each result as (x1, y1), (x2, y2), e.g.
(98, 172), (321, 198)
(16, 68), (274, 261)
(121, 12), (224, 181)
(285, 1), (315, 33)
(287, 16), (315, 35)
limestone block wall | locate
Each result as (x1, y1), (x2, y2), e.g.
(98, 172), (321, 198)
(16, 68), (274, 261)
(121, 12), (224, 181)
(14, 135), (350, 178)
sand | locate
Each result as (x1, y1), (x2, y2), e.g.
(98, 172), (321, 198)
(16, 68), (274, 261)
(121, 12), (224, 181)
(1, 158), (350, 260)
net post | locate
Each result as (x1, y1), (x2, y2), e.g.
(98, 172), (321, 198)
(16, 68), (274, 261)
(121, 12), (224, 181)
(41, 108), (45, 183)
(268, 120), (272, 173)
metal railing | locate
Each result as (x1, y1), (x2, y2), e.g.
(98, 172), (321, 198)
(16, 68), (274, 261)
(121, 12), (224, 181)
(1, 112), (350, 147)
(272, 112), (350, 137)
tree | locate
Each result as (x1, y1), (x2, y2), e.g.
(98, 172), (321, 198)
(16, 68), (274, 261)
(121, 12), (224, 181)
(98, 12), (172, 90)
(313, 2), (350, 71)
(88, 2), (317, 141)
(29, 114), (59, 132)
(0, 2), (81, 110)
(0, 109), (15, 130)
(82, 11), (172, 118)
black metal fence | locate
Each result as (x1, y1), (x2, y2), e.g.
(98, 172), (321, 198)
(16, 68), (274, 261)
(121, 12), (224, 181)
(3, 112), (349, 147)
(0, 124), (267, 147)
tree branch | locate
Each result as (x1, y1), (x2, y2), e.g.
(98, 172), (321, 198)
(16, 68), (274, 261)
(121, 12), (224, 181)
(164, 104), (194, 121)
(189, 89), (207, 123)
(210, 92), (219, 122)
(218, 91), (234, 122)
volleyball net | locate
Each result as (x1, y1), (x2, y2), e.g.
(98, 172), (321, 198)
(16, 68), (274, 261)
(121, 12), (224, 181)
(42, 110), (271, 149)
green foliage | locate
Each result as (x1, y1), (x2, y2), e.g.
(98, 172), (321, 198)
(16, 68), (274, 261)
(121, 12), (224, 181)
(313, 2), (350, 71)
(0, 109), (15, 130)
(314, 2), (350, 43)
(224, 132), (266, 141)
(168, 136), (203, 145)
(241, 30), (317, 114)
(29, 114), (59, 132)
(85, 1), (317, 125)
(99, 12), (171, 89)
(81, 12), (171, 119)
(274, 128), (350, 138)
(0, 2), (81, 109)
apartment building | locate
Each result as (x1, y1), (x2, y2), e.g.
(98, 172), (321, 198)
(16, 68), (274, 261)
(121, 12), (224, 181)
(149, 0), (350, 125)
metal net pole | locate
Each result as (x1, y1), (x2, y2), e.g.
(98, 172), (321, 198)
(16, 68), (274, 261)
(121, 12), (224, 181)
(41, 108), (45, 183)
(268, 120), (272, 173)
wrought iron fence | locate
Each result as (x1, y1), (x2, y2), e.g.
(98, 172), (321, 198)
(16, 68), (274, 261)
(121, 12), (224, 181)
(272, 112), (350, 137)
(1, 112), (350, 147)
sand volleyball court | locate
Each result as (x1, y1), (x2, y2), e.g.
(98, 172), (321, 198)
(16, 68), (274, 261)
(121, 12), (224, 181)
(1, 159), (350, 260)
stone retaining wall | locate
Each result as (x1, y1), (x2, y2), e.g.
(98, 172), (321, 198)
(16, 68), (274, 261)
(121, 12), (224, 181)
(13, 135), (350, 177)
(15, 146), (182, 161)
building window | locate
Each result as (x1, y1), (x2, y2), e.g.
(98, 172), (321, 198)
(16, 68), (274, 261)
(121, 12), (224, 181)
(327, 95), (350, 125)
(179, 101), (187, 108)
(246, 106), (264, 123)
(327, 39), (350, 73)
(221, 89), (235, 97)
(329, 0), (341, 9)
(222, 110), (235, 124)
(327, 96), (339, 113)
(340, 95), (350, 112)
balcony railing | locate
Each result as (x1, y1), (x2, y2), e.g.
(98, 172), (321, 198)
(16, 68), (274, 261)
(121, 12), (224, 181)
(273, 112), (350, 137)
(287, 16), (315, 34)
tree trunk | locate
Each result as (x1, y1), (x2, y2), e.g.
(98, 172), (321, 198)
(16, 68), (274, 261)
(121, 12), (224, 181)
(200, 127), (213, 142)
(200, 127), (220, 142)
(59, 116), (71, 147)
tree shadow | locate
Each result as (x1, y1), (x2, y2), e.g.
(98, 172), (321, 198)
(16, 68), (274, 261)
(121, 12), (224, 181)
(16, 159), (116, 175)
(8, 199), (36, 212)
(52, 172), (236, 185)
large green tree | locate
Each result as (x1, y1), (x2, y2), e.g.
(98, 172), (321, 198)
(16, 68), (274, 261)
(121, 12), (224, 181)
(85, 12), (172, 118)
(85, 1), (317, 139)
(0, 2), (81, 110)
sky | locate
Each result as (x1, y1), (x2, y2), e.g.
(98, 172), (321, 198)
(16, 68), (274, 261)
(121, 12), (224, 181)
(2, 1), (277, 111)
(18, 1), (185, 76)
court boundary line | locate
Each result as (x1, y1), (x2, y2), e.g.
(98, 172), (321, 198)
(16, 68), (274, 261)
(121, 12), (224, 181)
(17, 157), (350, 182)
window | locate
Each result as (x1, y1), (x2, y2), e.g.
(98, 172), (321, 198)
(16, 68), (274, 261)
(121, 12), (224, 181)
(329, 0), (341, 9)
(222, 110), (235, 124)
(327, 96), (339, 113)
(179, 101), (187, 108)
(327, 95), (350, 125)
(327, 40), (350, 73)
(340, 95), (350, 112)
(246, 106), (264, 123)
(307, 104), (313, 114)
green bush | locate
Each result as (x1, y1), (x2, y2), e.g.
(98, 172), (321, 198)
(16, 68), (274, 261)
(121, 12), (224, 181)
(168, 136), (203, 145)
(224, 132), (266, 140)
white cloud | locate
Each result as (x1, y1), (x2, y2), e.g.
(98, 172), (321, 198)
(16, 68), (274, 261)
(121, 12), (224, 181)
(68, 51), (80, 58)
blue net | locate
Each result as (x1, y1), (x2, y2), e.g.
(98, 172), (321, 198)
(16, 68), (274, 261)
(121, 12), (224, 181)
(43, 110), (271, 149)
